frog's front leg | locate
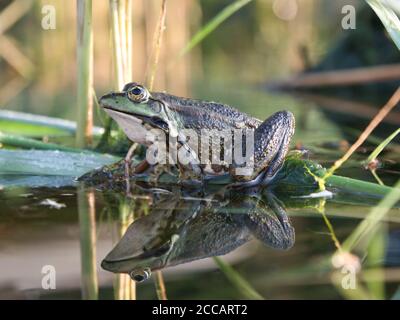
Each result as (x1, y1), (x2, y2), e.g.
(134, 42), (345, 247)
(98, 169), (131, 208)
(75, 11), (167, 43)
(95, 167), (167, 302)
(146, 164), (176, 184)
(175, 133), (204, 184)
(232, 111), (295, 187)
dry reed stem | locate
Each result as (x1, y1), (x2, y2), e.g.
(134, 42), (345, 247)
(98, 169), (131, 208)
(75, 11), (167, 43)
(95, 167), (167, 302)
(118, 0), (127, 80)
(0, 0), (33, 35)
(0, 34), (34, 78)
(125, 0), (133, 80)
(144, 0), (168, 300)
(154, 269), (167, 300)
(109, 0), (136, 300)
(124, 142), (137, 193)
(323, 86), (400, 181)
(273, 64), (400, 89)
(109, 0), (124, 89)
(146, 0), (167, 90)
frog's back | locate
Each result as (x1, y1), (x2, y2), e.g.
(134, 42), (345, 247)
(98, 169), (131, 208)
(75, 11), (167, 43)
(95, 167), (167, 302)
(152, 92), (261, 131)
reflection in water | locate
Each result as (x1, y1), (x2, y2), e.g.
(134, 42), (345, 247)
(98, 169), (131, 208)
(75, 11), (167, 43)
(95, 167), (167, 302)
(77, 186), (98, 300)
(101, 186), (295, 282)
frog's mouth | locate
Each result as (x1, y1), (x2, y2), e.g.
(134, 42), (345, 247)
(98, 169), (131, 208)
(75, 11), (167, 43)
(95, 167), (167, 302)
(101, 239), (174, 275)
(102, 105), (169, 131)
(101, 105), (171, 145)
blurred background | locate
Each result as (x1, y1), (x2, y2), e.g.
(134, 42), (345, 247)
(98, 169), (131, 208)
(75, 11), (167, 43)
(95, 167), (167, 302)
(2, 0), (397, 115)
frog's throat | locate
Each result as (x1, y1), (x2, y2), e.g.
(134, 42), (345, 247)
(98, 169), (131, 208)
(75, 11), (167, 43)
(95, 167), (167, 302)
(103, 106), (171, 144)
(103, 108), (152, 145)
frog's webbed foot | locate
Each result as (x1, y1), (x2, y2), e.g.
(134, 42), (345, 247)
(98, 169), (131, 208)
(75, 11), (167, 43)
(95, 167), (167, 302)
(231, 111), (295, 187)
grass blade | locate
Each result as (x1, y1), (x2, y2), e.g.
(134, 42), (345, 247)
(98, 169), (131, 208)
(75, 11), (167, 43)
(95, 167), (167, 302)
(367, 0), (400, 50)
(326, 174), (393, 197)
(366, 128), (400, 163)
(0, 149), (119, 176)
(180, 0), (252, 55)
(0, 131), (84, 152)
(343, 179), (400, 252)
(392, 286), (400, 299)
(213, 257), (263, 300)
(0, 110), (104, 137)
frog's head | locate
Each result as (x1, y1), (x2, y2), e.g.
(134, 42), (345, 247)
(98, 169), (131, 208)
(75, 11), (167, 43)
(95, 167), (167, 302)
(99, 82), (179, 145)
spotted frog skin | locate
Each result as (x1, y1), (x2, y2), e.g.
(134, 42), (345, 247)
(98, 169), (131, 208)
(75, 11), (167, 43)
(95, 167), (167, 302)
(99, 82), (295, 187)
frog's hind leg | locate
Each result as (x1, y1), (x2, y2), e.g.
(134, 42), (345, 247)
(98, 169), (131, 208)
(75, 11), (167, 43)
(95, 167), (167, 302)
(255, 111), (295, 184)
(241, 192), (295, 249)
(232, 111), (295, 187)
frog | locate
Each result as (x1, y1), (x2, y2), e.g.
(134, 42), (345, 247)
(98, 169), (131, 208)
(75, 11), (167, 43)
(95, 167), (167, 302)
(101, 186), (295, 281)
(99, 82), (295, 187)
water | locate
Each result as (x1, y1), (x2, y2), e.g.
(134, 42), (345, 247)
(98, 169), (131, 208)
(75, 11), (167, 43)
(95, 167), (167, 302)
(1, 182), (398, 299)
(0, 87), (399, 299)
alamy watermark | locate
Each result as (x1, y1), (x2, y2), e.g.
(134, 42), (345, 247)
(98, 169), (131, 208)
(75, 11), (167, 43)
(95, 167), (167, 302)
(41, 5), (56, 30)
(143, 127), (256, 176)
(271, 1), (357, 30)
(341, 5), (356, 30)
(332, 252), (360, 290)
(41, 265), (56, 290)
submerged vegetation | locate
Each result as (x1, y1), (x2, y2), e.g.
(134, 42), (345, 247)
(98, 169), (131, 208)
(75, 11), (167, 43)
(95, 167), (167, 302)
(0, 0), (399, 300)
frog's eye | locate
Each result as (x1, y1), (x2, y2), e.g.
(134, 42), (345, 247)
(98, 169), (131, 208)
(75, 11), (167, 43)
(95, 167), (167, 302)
(129, 268), (151, 282)
(127, 85), (149, 103)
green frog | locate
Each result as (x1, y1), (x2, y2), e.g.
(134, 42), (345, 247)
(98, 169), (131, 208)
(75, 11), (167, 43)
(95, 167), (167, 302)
(99, 82), (295, 187)
(101, 187), (294, 281)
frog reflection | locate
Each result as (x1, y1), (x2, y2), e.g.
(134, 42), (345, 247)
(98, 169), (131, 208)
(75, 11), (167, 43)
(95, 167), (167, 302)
(101, 188), (295, 282)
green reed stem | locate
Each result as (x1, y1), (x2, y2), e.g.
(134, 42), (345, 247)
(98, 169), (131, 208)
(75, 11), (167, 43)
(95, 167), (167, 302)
(326, 174), (393, 197)
(0, 131), (83, 152)
(0, 110), (104, 137)
(78, 185), (99, 300)
(76, 0), (93, 148)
